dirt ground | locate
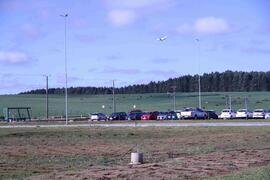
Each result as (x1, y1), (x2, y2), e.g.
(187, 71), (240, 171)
(0, 127), (270, 179)
(26, 148), (270, 180)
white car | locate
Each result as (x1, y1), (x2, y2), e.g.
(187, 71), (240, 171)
(219, 109), (236, 119)
(175, 110), (182, 119)
(265, 110), (270, 119)
(181, 107), (207, 119)
(252, 109), (265, 119)
(236, 109), (252, 119)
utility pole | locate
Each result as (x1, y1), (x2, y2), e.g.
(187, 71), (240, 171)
(112, 80), (116, 113)
(244, 96), (248, 110)
(225, 95), (229, 109)
(195, 38), (202, 109)
(45, 75), (49, 119)
(229, 95), (232, 110)
(172, 86), (176, 111)
(198, 74), (201, 108)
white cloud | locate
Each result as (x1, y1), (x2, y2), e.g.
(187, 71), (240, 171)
(194, 17), (230, 34)
(0, 51), (34, 65)
(105, 0), (175, 27)
(108, 9), (137, 26)
(176, 17), (231, 35)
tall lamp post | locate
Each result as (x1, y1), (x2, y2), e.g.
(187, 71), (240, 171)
(60, 13), (68, 125)
(172, 86), (176, 111)
(112, 80), (116, 113)
(195, 38), (202, 109)
(43, 75), (49, 119)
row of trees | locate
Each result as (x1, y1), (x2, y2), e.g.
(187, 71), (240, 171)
(21, 71), (270, 95)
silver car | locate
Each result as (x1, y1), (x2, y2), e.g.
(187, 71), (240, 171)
(90, 112), (107, 121)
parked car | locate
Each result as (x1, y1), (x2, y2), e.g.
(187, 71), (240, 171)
(236, 109), (252, 119)
(128, 110), (143, 120)
(90, 112), (107, 121)
(166, 111), (178, 120)
(252, 109), (266, 119)
(157, 112), (168, 120)
(141, 112), (151, 120)
(108, 112), (127, 121)
(265, 110), (270, 119)
(219, 109), (236, 119)
(205, 110), (218, 119)
(141, 111), (159, 120)
(181, 107), (207, 119)
(175, 110), (182, 119)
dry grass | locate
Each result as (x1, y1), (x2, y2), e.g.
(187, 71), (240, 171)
(0, 126), (270, 179)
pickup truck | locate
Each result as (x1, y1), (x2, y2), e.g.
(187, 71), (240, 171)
(181, 107), (207, 119)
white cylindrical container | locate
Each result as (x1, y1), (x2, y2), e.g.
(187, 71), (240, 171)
(130, 152), (143, 165)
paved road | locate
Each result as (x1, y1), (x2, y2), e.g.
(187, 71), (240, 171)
(1, 122), (270, 128)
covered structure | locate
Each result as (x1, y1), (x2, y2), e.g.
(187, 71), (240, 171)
(3, 107), (32, 121)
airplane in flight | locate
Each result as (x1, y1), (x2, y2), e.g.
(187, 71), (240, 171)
(157, 36), (167, 41)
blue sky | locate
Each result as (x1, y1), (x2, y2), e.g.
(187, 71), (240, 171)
(0, 0), (270, 94)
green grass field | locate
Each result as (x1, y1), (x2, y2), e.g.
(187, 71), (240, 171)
(0, 91), (270, 118)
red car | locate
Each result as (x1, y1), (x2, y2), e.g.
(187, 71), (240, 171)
(141, 111), (159, 120)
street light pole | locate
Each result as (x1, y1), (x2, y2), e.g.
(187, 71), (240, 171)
(112, 80), (116, 113)
(42, 74), (49, 119)
(196, 38), (202, 109)
(172, 86), (176, 111)
(229, 95), (232, 110)
(244, 96), (248, 110)
(45, 75), (49, 119)
(60, 13), (68, 125)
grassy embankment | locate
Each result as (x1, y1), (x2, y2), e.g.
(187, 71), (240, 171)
(0, 91), (269, 118)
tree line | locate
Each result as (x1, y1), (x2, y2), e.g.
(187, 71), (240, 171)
(21, 71), (270, 95)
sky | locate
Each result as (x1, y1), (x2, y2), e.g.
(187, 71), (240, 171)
(0, 0), (270, 94)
